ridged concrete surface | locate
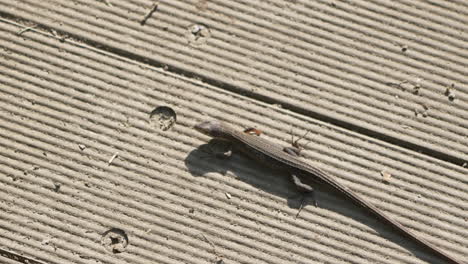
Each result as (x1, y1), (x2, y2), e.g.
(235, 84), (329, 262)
(0, 20), (467, 264)
(0, 248), (46, 264)
(0, 0), (466, 165)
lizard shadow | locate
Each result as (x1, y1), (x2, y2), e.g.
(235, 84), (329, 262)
(185, 140), (299, 204)
(185, 141), (441, 263)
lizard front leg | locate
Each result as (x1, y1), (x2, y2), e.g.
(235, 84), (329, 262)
(201, 140), (233, 159)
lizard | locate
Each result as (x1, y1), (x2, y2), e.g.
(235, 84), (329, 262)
(194, 120), (463, 264)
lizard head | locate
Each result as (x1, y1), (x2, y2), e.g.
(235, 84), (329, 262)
(194, 120), (230, 139)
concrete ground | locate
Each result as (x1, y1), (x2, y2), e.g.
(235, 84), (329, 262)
(0, 1), (467, 263)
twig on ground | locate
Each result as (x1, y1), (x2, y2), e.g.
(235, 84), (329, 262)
(140, 1), (159, 26)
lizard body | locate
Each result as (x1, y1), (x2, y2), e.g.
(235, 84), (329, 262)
(194, 120), (463, 264)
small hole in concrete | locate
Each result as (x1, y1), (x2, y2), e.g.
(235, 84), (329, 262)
(101, 228), (129, 254)
(149, 106), (177, 131)
(186, 23), (211, 46)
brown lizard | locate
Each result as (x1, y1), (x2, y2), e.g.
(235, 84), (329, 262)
(194, 120), (463, 264)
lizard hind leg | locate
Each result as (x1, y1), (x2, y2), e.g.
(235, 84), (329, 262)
(284, 133), (303, 157)
(284, 146), (302, 157)
(287, 126), (311, 156)
(291, 174), (318, 219)
(291, 174), (318, 207)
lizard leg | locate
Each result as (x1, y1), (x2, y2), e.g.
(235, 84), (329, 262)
(291, 174), (318, 207)
(201, 140), (233, 159)
(292, 174), (317, 219)
(284, 146), (302, 157)
(213, 148), (232, 159)
(284, 147), (318, 208)
(286, 128), (318, 215)
(286, 127), (311, 156)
